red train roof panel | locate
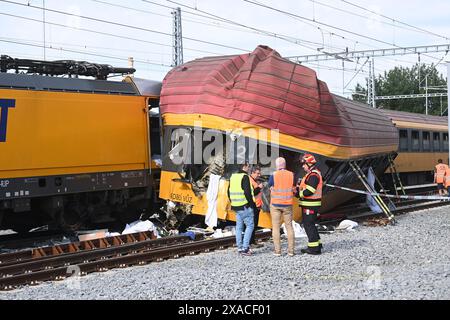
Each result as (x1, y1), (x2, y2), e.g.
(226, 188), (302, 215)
(160, 45), (399, 149)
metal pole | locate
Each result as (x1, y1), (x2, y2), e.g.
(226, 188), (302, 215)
(371, 58), (376, 108)
(43, 0), (46, 60)
(425, 75), (428, 115)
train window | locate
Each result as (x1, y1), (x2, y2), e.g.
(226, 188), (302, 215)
(444, 133), (449, 151)
(433, 132), (441, 151)
(422, 132), (430, 151)
(411, 131), (420, 151)
(399, 130), (408, 151)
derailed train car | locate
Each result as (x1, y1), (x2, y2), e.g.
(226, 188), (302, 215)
(0, 56), (162, 231)
(158, 46), (399, 228)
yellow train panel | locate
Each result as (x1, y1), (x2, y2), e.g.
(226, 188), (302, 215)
(0, 89), (150, 179)
(163, 113), (398, 160)
(160, 171), (301, 229)
(393, 152), (449, 173)
(392, 120), (448, 132)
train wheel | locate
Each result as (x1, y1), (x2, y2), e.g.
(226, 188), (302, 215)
(58, 202), (85, 231)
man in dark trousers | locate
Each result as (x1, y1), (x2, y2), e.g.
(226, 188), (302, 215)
(296, 154), (323, 255)
(227, 162), (256, 256)
(249, 166), (264, 248)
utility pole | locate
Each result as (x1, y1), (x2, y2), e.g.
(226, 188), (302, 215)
(367, 58), (376, 108)
(371, 58), (376, 108)
(43, 0), (46, 60)
(172, 7), (183, 67)
(425, 74), (428, 115)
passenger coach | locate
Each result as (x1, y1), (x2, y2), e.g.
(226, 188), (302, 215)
(158, 45), (399, 228)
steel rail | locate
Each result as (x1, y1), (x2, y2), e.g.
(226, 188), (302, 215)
(0, 231), (271, 290)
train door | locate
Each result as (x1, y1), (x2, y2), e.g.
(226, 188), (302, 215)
(148, 98), (162, 207)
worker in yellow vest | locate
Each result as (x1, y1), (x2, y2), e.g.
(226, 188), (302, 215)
(434, 159), (449, 196)
(269, 157), (295, 257)
(296, 154), (323, 255)
(228, 161), (256, 256)
(249, 166), (264, 248)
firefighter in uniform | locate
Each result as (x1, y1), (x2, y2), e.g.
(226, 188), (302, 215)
(296, 154), (323, 255)
(434, 159), (449, 196)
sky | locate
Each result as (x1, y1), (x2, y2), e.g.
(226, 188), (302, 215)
(1, 0), (450, 98)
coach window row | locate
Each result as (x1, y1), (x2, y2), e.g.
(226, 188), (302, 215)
(399, 129), (449, 152)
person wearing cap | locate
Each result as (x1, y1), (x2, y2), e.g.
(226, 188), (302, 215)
(268, 157), (295, 256)
(296, 154), (323, 255)
(227, 161), (255, 256)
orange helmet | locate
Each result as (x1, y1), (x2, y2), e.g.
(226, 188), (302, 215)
(301, 154), (317, 165)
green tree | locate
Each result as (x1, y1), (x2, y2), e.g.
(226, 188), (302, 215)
(352, 63), (447, 115)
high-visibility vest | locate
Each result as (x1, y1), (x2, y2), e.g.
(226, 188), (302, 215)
(250, 177), (263, 208)
(435, 164), (449, 184)
(299, 169), (323, 207)
(271, 170), (294, 206)
(229, 173), (253, 207)
(445, 168), (450, 188)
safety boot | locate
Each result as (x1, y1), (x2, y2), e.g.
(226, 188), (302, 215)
(300, 247), (321, 255)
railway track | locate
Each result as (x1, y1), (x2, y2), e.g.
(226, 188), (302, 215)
(0, 230), (76, 254)
(0, 186), (448, 291)
(0, 230), (271, 291)
(321, 187), (449, 226)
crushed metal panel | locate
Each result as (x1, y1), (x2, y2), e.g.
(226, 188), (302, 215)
(126, 77), (162, 97)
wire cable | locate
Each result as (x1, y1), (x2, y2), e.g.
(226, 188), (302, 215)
(0, 0), (249, 52)
(0, 12), (221, 56)
(243, 0), (441, 61)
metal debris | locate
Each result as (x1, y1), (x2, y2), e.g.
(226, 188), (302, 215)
(362, 217), (391, 227)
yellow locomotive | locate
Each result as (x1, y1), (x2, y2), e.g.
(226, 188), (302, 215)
(0, 56), (162, 231)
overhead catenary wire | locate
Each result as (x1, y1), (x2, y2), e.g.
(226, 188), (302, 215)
(0, 0), (249, 52)
(309, 0), (449, 39)
(344, 57), (370, 89)
(165, 0), (326, 53)
(340, 0), (450, 42)
(164, 0), (397, 57)
(0, 35), (173, 57)
(92, 0), (277, 37)
(0, 12), (222, 56)
(243, 0), (442, 62)
(145, 0), (346, 52)
(0, 39), (172, 68)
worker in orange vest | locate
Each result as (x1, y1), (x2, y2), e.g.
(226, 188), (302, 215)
(434, 159), (449, 196)
(445, 166), (450, 197)
(296, 154), (323, 255)
(249, 166), (264, 248)
(269, 157), (295, 257)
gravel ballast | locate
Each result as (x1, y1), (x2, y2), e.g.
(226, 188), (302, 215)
(1, 206), (450, 300)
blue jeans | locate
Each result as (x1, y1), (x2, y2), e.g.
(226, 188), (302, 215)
(235, 206), (254, 250)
